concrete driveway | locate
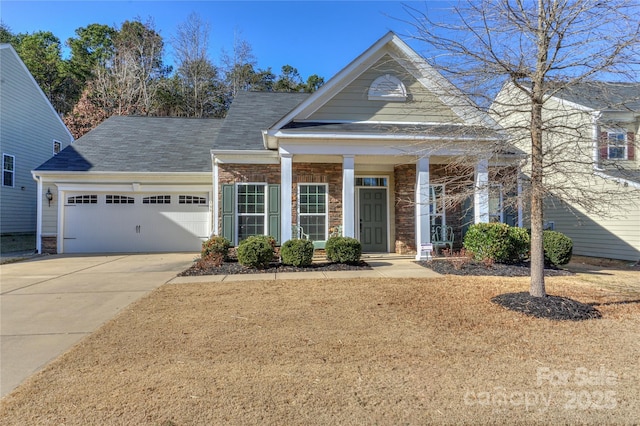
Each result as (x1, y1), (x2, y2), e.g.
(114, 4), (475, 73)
(0, 253), (196, 398)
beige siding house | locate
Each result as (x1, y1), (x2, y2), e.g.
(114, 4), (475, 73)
(33, 32), (522, 256)
(0, 44), (73, 241)
(493, 82), (639, 261)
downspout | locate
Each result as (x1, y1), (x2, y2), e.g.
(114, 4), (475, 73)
(33, 173), (43, 254)
(592, 111), (603, 171)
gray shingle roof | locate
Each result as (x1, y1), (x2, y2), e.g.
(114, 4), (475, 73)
(213, 91), (310, 150)
(35, 116), (223, 172)
(552, 82), (640, 111)
(281, 121), (503, 140)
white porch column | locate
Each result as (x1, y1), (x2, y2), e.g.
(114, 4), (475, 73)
(35, 176), (43, 254)
(212, 154), (219, 236)
(474, 158), (489, 223)
(415, 156), (431, 260)
(517, 168), (524, 228)
(281, 153), (293, 242)
(57, 189), (65, 254)
(342, 155), (355, 238)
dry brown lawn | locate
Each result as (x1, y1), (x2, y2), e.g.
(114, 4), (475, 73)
(1, 263), (639, 425)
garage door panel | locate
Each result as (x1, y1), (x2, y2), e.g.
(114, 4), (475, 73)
(63, 192), (210, 253)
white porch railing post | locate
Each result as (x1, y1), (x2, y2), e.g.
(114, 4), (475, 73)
(415, 156), (431, 260)
(342, 155), (355, 238)
(281, 153), (293, 242)
(474, 158), (489, 223)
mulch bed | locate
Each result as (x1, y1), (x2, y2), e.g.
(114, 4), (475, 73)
(418, 259), (574, 277)
(492, 292), (602, 321)
(179, 258), (371, 276)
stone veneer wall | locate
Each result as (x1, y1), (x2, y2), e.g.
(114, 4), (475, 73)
(292, 163), (343, 230)
(41, 236), (57, 254)
(394, 164), (416, 254)
(217, 163), (343, 236)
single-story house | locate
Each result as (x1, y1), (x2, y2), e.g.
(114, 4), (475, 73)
(32, 32), (523, 259)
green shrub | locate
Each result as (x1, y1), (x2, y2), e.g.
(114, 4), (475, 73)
(543, 230), (573, 266)
(237, 235), (276, 268)
(325, 236), (362, 264)
(463, 223), (530, 264)
(281, 238), (315, 267)
(201, 236), (231, 260)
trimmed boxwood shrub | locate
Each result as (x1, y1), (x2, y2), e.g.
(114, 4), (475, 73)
(201, 236), (231, 260)
(543, 230), (573, 266)
(237, 235), (275, 268)
(281, 238), (315, 267)
(463, 223), (530, 264)
(325, 236), (362, 264)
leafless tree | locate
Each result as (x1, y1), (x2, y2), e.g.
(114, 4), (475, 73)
(172, 12), (220, 117)
(403, 0), (640, 297)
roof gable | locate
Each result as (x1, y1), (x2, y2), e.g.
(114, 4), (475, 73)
(0, 44), (74, 142)
(269, 32), (498, 131)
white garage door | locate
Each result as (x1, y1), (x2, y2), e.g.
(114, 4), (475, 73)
(63, 192), (210, 253)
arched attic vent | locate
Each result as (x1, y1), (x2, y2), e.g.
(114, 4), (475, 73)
(368, 74), (407, 102)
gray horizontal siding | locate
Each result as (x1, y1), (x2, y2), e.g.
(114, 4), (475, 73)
(543, 196), (640, 262)
(0, 46), (72, 234)
(310, 54), (462, 124)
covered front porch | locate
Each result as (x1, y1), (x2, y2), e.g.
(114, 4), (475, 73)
(213, 142), (522, 259)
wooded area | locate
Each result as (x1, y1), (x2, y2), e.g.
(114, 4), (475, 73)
(0, 13), (325, 138)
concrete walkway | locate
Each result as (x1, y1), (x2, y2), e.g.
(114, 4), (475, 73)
(168, 254), (440, 284)
(1, 252), (437, 398)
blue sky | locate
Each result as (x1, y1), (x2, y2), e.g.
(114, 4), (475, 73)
(1, 1), (452, 80)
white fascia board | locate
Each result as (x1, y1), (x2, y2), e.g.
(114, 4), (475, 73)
(31, 171), (212, 188)
(56, 183), (212, 192)
(212, 149), (280, 164)
(594, 171), (640, 189)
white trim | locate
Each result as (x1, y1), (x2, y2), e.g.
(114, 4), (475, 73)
(57, 189), (64, 254)
(474, 159), (489, 223)
(0, 44), (74, 143)
(415, 157), (431, 260)
(55, 184), (211, 193)
(342, 155), (356, 238)
(594, 171), (640, 189)
(34, 175), (43, 254)
(281, 154), (293, 242)
(212, 152), (219, 236)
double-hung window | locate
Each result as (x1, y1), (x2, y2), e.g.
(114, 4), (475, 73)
(2, 154), (15, 187)
(237, 184), (267, 241)
(607, 132), (628, 160)
(298, 184), (328, 242)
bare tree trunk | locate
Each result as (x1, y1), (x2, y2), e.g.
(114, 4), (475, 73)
(530, 101), (546, 297)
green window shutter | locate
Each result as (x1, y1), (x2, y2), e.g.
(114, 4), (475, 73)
(268, 184), (281, 244)
(221, 184), (235, 244)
